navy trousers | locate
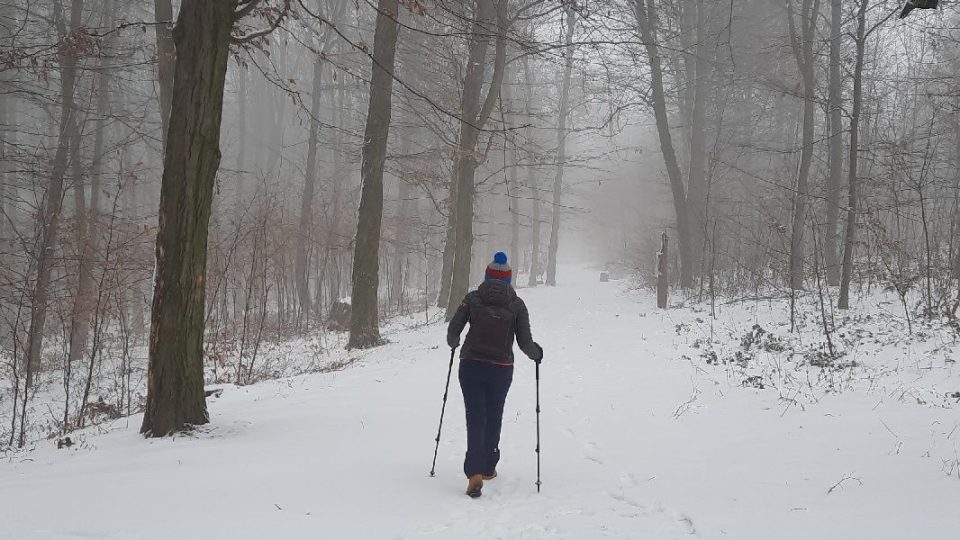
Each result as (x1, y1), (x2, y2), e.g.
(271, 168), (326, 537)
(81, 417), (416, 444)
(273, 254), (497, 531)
(459, 359), (514, 478)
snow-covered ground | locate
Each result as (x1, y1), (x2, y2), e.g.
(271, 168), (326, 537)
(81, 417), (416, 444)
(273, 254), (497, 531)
(0, 268), (958, 539)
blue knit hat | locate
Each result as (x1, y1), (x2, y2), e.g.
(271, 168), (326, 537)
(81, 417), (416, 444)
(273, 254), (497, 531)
(484, 252), (512, 284)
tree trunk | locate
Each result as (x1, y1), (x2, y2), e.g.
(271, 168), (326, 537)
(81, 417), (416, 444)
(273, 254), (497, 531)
(67, 97), (91, 368)
(824, 0), (843, 285)
(445, 0), (509, 319)
(657, 232), (669, 308)
(23, 0), (84, 409)
(0, 88), (7, 239)
(633, 0), (693, 288)
(437, 177), (457, 305)
(0, 1), (12, 240)
(296, 55), (323, 327)
(141, 0), (236, 436)
(394, 136), (412, 312)
(326, 45), (347, 313)
(787, 0), (820, 291)
(347, 0), (401, 349)
(681, 0), (710, 286)
(545, 5), (575, 287)
(503, 65), (521, 282)
(236, 63), (247, 196)
(296, 0), (345, 324)
(838, 0), (867, 310)
(154, 0), (175, 149)
(263, 41), (288, 177)
(68, 0), (114, 368)
(522, 54), (541, 287)
(951, 114), (960, 292)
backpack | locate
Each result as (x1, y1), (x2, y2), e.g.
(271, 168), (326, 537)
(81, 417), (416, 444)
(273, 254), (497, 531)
(465, 301), (515, 361)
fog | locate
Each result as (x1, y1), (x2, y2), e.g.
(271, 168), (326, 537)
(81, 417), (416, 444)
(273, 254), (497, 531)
(1, 0), (960, 444)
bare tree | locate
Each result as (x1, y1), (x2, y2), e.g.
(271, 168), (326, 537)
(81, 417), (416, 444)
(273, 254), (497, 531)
(545, 4), (576, 287)
(632, 0), (693, 288)
(296, 0), (345, 328)
(21, 0), (86, 448)
(142, 0), (288, 436)
(522, 53), (542, 287)
(839, 0), (869, 310)
(445, 0), (508, 319)
(348, 0), (401, 348)
(786, 0), (820, 291)
(824, 0), (843, 285)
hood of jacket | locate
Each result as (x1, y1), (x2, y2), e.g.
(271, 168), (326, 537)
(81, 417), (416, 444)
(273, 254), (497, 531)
(478, 279), (516, 307)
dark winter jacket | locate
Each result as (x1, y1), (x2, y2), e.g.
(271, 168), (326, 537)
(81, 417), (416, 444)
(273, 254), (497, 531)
(447, 280), (542, 365)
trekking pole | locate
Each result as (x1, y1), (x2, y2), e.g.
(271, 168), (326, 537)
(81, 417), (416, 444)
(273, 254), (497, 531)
(535, 358), (542, 493)
(430, 347), (457, 477)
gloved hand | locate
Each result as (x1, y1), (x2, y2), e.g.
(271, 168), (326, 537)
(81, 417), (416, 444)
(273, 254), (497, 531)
(533, 343), (543, 363)
(448, 337), (460, 350)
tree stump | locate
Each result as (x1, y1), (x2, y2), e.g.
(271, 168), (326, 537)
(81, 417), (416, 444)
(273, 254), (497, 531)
(657, 232), (669, 309)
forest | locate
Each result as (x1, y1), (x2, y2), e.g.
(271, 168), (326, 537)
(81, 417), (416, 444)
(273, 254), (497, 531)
(1, 0), (958, 441)
(0, 0), (959, 536)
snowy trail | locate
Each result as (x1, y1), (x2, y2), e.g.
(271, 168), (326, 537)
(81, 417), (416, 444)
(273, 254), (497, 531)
(1, 268), (958, 539)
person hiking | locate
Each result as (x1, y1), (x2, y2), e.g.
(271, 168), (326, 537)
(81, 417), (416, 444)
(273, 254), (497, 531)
(447, 252), (543, 498)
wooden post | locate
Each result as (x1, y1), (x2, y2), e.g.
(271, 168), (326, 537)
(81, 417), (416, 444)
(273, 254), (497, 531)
(657, 232), (669, 309)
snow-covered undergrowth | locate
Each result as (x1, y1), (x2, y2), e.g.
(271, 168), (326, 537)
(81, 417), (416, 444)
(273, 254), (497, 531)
(0, 307), (447, 449)
(665, 289), (960, 483)
(674, 290), (958, 409)
(0, 268), (957, 539)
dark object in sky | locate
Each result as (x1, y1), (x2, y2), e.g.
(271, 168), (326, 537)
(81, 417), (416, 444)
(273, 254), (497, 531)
(899, 0), (938, 19)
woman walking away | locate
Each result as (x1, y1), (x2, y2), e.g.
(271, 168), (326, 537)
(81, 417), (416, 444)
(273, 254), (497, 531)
(447, 252), (543, 498)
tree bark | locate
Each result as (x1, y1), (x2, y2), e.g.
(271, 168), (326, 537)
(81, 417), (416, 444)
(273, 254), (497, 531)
(503, 64), (521, 282)
(437, 173), (457, 305)
(67, 96), (90, 368)
(522, 54), (541, 287)
(154, 0), (175, 149)
(0, 1), (12, 239)
(787, 0), (820, 291)
(545, 5), (576, 287)
(328, 58), (347, 308)
(838, 0), (867, 310)
(824, 0), (843, 285)
(236, 63), (247, 195)
(347, 0), (401, 349)
(394, 135), (413, 312)
(680, 0), (711, 286)
(445, 0), (509, 320)
(141, 0), (237, 436)
(0, 88), (7, 239)
(296, 55), (323, 326)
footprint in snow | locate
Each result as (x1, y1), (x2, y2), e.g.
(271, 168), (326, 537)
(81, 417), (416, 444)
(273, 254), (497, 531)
(583, 445), (604, 464)
(675, 513), (698, 536)
(607, 490), (646, 511)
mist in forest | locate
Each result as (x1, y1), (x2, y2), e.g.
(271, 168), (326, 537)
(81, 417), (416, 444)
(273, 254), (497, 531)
(0, 0), (958, 443)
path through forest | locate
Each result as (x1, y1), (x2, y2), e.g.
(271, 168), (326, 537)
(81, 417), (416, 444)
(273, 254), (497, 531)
(0, 268), (957, 539)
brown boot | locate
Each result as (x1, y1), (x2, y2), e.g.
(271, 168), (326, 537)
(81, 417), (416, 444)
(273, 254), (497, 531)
(482, 470), (497, 480)
(465, 474), (483, 498)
